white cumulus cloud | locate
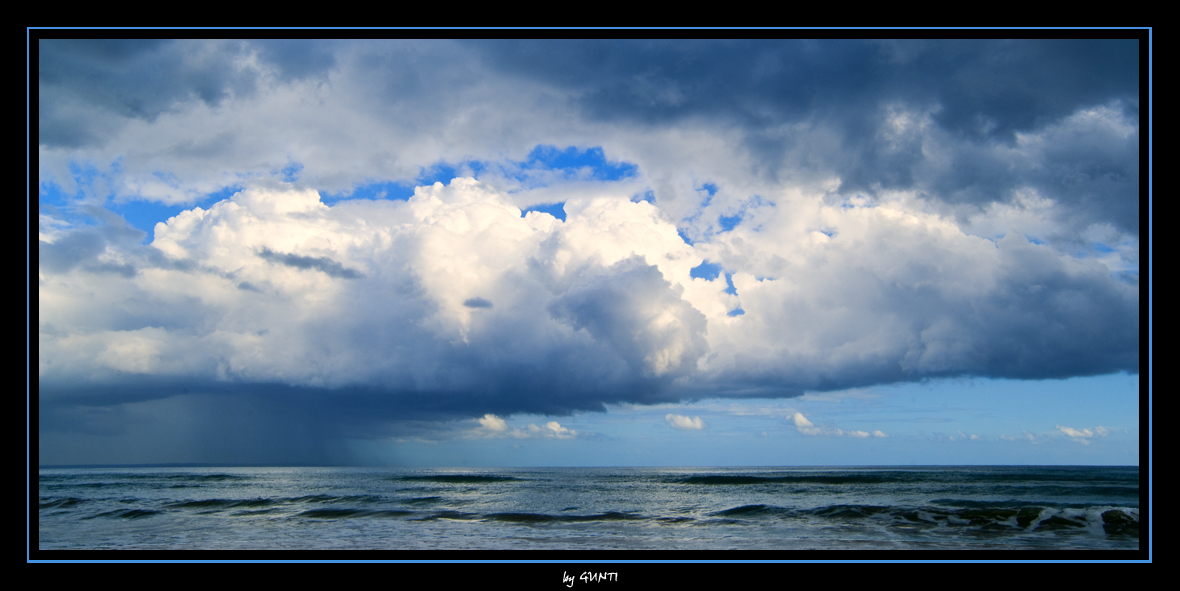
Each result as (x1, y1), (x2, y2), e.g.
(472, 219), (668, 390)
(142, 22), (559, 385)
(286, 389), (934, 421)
(665, 414), (706, 430)
(1057, 424), (1111, 445)
(469, 415), (577, 439)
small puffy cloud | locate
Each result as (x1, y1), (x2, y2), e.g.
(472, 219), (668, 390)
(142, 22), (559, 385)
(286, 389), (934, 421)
(792, 412), (819, 435)
(477, 414), (508, 432)
(1056, 425), (1091, 438)
(526, 421), (577, 439)
(469, 415), (580, 438)
(1000, 431), (1038, 443)
(468, 415), (577, 440)
(665, 414), (706, 430)
(1057, 424), (1111, 445)
(791, 412), (884, 438)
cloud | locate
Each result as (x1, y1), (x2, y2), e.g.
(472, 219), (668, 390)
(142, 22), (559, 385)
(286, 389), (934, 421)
(38, 40), (1139, 236)
(792, 412), (818, 433)
(468, 414), (577, 439)
(1057, 424), (1111, 445)
(799, 389), (878, 402)
(477, 414), (508, 432)
(1000, 431), (1038, 443)
(665, 414), (706, 430)
(258, 247), (363, 279)
(39, 178), (1131, 446)
(36, 39), (1139, 464)
(790, 412), (883, 438)
(528, 421), (577, 439)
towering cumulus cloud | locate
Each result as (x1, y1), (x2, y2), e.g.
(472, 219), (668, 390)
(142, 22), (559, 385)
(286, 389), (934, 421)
(37, 39), (1140, 463)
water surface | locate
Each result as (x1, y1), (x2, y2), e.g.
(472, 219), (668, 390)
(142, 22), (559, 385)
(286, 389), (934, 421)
(37, 465), (1140, 550)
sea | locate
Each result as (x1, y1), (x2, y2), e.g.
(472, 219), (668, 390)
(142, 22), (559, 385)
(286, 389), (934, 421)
(36, 465), (1141, 553)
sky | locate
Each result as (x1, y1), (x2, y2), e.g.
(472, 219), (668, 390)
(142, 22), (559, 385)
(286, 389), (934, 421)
(35, 38), (1144, 467)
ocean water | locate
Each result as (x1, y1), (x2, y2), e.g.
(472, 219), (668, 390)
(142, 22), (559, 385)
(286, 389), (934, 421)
(37, 465), (1140, 551)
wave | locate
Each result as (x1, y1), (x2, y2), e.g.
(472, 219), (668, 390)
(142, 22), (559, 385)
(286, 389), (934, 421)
(397, 475), (525, 484)
(676, 470), (1139, 488)
(82, 509), (163, 520)
(298, 508), (413, 519)
(404, 496), (443, 504)
(289, 494), (384, 505)
(679, 475), (895, 485)
(412, 510), (481, 521)
(165, 498), (280, 509)
(700, 502), (1139, 537)
(39, 497), (88, 509)
(711, 504), (794, 517)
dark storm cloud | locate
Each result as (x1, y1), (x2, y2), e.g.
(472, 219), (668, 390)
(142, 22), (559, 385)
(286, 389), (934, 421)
(39, 40), (249, 147)
(37, 39), (1140, 232)
(257, 247), (363, 279)
(733, 237), (1138, 391)
(467, 39), (1140, 233)
(36, 340), (671, 465)
(970, 236), (1140, 378)
(250, 39), (338, 82)
(468, 39), (1137, 140)
(37, 39), (338, 148)
(37, 381), (357, 465)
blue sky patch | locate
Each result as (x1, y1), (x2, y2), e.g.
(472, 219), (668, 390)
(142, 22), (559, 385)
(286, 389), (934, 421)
(690, 260), (722, 281)
(397, 146), (636, 194)
(724, 273), (738, 295)
(631, 190), (654, 204)
(522, 202), (567, 221)
(39, 181), (72, 208)
(113, 185), (241, 240)
(325, 180), (415, 203)
(727, 307), (745, 317)
(418, 161), (464, 186)
(40, 173), (242, 242)
(68, 160), (105, 192)
(718, 214), (741, 232)
(111, 201), (195, 241)
(281, 161), (303, 182)
(522, 145), (637, 182)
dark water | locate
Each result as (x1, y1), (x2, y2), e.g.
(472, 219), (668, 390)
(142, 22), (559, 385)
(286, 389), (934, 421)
(37, 465), (1140, 550)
